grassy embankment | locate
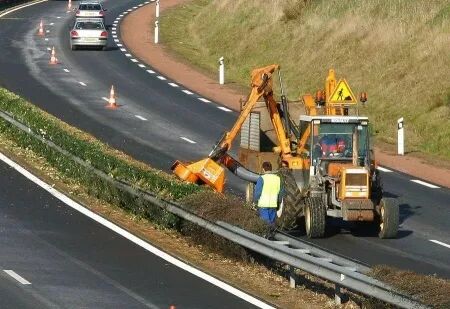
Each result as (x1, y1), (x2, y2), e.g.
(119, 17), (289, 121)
(161, 0), (450, 161)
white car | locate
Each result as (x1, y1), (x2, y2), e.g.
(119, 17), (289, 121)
(70, 18), (108, 50)
(76, 1), (107, 20)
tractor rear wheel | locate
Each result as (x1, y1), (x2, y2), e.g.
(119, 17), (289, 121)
(305, 196), (326, 238)
(378, 198), (399, 239)
(276, 169), (303, 230)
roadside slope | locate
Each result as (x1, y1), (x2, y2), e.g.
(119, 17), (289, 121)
(120, 1), (450, 189)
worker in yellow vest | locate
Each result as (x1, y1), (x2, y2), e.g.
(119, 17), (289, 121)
(253, 162), (284, 237)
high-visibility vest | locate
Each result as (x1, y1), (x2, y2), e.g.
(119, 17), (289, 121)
(258, 174), (281, 208)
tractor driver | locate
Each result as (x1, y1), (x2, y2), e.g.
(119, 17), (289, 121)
(317, 134), (348, 158)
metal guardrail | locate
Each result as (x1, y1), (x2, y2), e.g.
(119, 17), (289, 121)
(0, 107), (428, 308)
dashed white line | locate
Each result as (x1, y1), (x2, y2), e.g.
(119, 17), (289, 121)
(182, 90), (193, 95)
(133, 6), (138, 9)
(198, 98), (211, 103)
(120, 48), (126, 52)
(112, 27), (117, 30)
(131, 59), (139, 63)
(157, 75), (166, 80)
(430, 240), (450, 249)
(49, 22), (54, 26)
(127, 8), (132, 11)
(124, 11), (129, 14)
(46, 30), (50, 33)
(44, 38), (49, 41)
(168, 83), (179, 88)
(56, 16), (61, 19)
(410, 179), (440, 189)
(46, 47), (51, 51)
(102, 97), (109, 102)
(112, 31), (117, 35)
(180, 137), (196, 144)
(117, 44), (123, 47)
(3, 270), (31, 285)
(135, 115), (148, 121)
(218, 106), (232, 112)
(63, 69), (70, 73)
(0, 152), (274, 309)
(79, 82), (87, 87)
(146, 70), (155, 74)
(377, 166), (392, 173)
(114, 39), (119, 43)
(125, 53), (132, 57)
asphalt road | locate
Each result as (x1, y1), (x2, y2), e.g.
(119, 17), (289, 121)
(0, 158), (262, 308)
(0, 0), (448, 281)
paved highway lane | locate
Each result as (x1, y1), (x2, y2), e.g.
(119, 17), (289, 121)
(0, 0), (448, 279)
(0, 158), (266, 308)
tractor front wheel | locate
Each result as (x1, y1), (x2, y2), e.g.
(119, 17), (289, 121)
(378, 198), (399, 239)
(305, 196), (326, 238)
(276, 169), (303, 230)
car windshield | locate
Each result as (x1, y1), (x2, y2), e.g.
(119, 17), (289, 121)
(79, 4), (102, 10)
(75, 22), (104, 30)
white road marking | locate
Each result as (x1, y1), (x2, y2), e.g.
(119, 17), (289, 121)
(125, 53), (132, 57)
(120, 48), (126, 52)
(79, 82), (87, 87)
(135, 115), (147, 121)
(182, 90), (193, 95)
(430, 240), (450, 249)
(377, 166), (392, 173)
(124, 11), (129, 15)
(138, 3), (144, 6)
(146, 70), (155, 74)
(198, 98), (211, 103)
(218, 106), (232, 112)
(145, 1), (150, 4)
(63, 69), (70, 73)
(46, 47), (51, 51)
(102, 97), (109, 102)
(119, 15), (123, 17)
(112, 32), (117, 35)
(157, 76), (166, 80)
(46, 30), (50, 33)
(44, 38), (49, 41)
(57, 16), (61, 19)
(117, 44), (123, 47)
(0, 152), (274, 309)
(410, 179), (440, 189)
(138, 64), (146, 68)
(3, 270), (31, 285)
(168, 83), (179, 88)
(114, 39), (119, 43)
(127, 9), (133, 11)
(133, 6), (138, 9)
(49, 22), (54, 26)
(112, 27), (117, 30)
(0, 0), (47, 18)
(180, 137), (196, 144)
(131, 59), (139, 63)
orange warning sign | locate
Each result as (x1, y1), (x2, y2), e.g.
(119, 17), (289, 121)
(329, 79), (357, 104)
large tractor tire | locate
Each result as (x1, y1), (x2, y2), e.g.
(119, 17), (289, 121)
(304, 196), (326, 238)
(378, 198), (399, 239)
(276, 169), (303, 230)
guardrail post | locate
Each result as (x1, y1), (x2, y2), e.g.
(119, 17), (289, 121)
(397, 117), (404, 155)
(335, 284), (343, 305)
(156, 0), (160, 18)
(289, 266), (296, 288)
(154, 20), (159, 44)
(219, 57), (225, 85)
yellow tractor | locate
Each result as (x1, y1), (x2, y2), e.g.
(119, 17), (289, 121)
(172, 65), (399, 238)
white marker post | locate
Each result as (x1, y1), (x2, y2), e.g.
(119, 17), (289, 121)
(219, 56), (224, 85)
(156, 0), (160, 18)
(154, 20), (159, 44)
(397, 117), (404, 155)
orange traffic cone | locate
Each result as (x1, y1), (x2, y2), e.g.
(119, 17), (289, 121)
(49, 46), (58, 65)
(169, 306), (176, 309)
(67, 0), (72, 10)
(38, 20), (45, 36)
(107, 85), (117, 108)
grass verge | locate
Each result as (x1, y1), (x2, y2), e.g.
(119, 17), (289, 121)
(160, 0), (450, 161)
